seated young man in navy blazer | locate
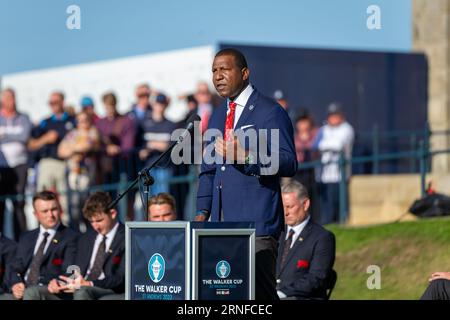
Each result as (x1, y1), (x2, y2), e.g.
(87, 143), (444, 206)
(0, 234), (17, 299)
(276, 180), (336, 300)
(27, 191), (125, 300)
(3, 191), (78, 300)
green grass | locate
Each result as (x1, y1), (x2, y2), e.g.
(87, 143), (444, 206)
(325, 217), (450, 300)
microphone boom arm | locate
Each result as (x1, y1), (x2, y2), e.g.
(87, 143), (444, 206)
(107, 116), (198, 212)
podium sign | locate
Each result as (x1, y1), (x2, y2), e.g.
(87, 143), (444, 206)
(192, 229), (255, 300)
(125, 222), (190, 300)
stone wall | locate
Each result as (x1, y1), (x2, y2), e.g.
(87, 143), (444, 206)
(413, 0), (450, 173)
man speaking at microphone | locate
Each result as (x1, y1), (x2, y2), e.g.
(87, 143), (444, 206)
(195, 48), (297, 300)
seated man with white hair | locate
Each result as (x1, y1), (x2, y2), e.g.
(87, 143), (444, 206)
(276, 180), (336, 300)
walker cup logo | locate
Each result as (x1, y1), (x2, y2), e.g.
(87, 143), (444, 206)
(148, 253), (165, 283)
(216, 260), (231, 279)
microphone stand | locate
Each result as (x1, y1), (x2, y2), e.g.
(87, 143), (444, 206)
(107, 129), (190, 220)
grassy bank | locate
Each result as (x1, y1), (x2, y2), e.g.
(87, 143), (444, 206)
(326, 217), (450, 299)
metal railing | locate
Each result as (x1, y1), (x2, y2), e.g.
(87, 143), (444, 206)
(0, 165), (198, 239)
(354, 124), (432, 174)
(299, 142), (449, 225)
(2, 125), (450, 237)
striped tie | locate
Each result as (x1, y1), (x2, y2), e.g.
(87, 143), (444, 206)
(87, 236), (107, 281)
(280, 229), (295, 268)
(27, 232), (50, 286)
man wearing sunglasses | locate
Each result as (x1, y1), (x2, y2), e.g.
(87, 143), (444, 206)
(28, 91), (75, 223)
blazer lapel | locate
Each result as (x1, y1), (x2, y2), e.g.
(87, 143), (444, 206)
(279, 221), (313, 276)
(41, 224), (66, 264)
(216, 103), (228, 135)
(234, 89), (259, 130)
(81, 231), (97, 274)
(103, 224), (124, 264)
(24, 229), (40, 267)
(276, 230), (286, 277)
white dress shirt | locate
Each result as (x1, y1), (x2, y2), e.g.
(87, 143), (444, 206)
(24, 223), (59, 282)
(86, 222), (119, 281)
(227, 84), (254, 128)
(286, 215), (311, 249)
(278, 216), (311, 299)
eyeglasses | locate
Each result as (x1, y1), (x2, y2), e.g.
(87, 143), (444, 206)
(137, 93), (150, 98)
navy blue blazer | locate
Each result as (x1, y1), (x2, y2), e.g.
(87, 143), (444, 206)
(8, 224), (78, 289)
(75, 223), (125, 293)
(197, 88), (297, 237)
(276, 220), (336, 299)
(0, 235), (17, 294)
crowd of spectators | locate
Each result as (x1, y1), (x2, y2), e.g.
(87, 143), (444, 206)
(0, 82), (216, 239)
(0, 83), (354, 240)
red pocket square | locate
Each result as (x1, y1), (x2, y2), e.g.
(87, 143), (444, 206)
(296, 260), (309, 269)
(112, 256), (122, 265)
(52, 258), (63, 266)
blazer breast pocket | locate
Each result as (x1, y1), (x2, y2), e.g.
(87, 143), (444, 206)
(239, 124), (255, 131)
(235, 125), (257, 149)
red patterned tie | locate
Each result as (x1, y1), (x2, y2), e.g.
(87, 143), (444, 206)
(224, 101), (237, 142)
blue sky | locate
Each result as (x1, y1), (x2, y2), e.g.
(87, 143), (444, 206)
(0, 0), (411, 75)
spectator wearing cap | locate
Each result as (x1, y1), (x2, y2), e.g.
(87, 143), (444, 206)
(313, 102), (354, 225)
(138, 93), (177, 197)
(96, 92), (136, 186)
(273, 89), (296, 122)
(80, 96), (100, 125)
(273, 89), (288, 110)
(28, 91), (76, 225)
(0, 88), (33, 239)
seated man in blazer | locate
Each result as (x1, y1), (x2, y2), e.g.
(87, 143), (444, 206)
(0, 234), (17, 299)
(4, 191), (78, 300)
(276, 180), (336, 300)
(27, 191), (125, 300)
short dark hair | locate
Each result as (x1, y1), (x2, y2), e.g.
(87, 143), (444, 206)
(102, 92), (117, 106)
(295, 109), (315, 127)
(82, 191), (113, 219)
(215, 48), (248, 70)
(32, 191), (59, 207)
